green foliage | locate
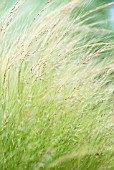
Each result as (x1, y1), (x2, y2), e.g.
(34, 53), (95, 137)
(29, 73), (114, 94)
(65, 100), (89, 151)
(0, 0), (114, 169)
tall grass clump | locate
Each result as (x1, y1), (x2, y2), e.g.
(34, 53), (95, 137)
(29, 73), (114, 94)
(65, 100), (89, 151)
(0, 0), (114, 169)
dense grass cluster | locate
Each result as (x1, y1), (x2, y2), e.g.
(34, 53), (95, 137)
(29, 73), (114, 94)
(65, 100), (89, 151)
(0, 0), (114, 169)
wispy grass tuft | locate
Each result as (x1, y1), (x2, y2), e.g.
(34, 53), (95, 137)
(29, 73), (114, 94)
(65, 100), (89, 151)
(0, 0), (114, 169)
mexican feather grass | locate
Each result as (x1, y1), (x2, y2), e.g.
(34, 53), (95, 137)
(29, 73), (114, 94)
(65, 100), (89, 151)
(0, 0), (114, 169)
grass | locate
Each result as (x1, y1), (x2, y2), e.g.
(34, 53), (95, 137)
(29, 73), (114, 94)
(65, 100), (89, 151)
(0, 0), (114, 169)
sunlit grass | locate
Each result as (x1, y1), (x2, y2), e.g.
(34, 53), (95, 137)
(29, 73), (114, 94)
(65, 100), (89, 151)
(0, 0), (114, 169)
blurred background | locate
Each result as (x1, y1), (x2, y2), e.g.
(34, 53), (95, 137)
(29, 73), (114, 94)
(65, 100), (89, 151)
(71, 0), (114, 29)
(86, 0), (114, 28)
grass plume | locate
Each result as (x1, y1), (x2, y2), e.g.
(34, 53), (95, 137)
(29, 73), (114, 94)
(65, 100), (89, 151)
(0, 0), (114, 169)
